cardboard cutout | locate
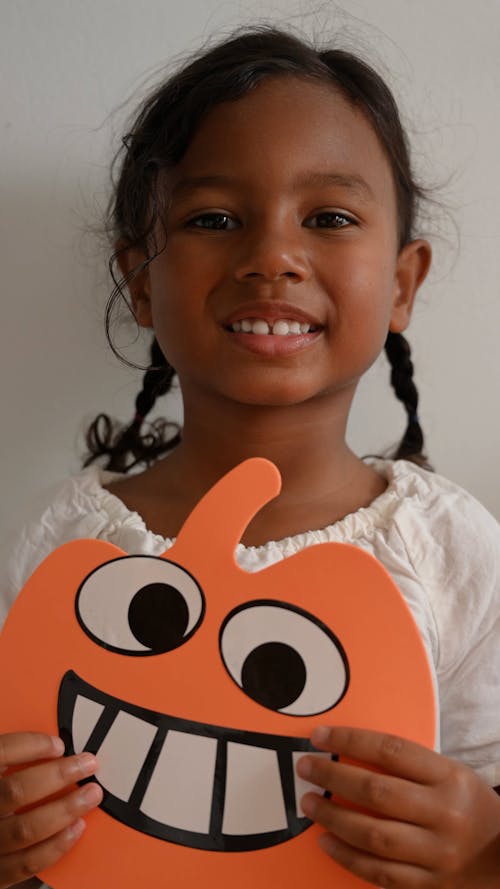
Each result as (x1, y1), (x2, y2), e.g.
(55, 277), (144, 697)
(0, 458), (436, 888)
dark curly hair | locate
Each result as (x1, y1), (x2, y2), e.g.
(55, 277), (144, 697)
(85, 25), (431, 472)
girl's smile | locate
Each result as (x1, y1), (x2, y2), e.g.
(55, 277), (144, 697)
(221, 300), (323, 357)
(128, 75), (427, 412)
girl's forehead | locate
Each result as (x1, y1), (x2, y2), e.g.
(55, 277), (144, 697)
(170, 76), (394, 199)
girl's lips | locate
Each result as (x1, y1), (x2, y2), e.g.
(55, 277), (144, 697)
(224, 328), (322, 357)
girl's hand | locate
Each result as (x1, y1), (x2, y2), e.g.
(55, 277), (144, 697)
(297, 726), (500, 889)
(0, 732), (102, 889)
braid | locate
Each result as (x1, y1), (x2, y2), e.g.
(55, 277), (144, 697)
(84, 338), (181, 472)
(384, 331), (432, 470)
(134, 338), (174, 421)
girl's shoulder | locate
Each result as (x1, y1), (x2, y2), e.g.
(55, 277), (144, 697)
(236, 457), (499, 570)
(21, 464), (171, 546)
(368, 457), (500, 551)
(370, 458), (500, 589)
(1, 466), (171, 627)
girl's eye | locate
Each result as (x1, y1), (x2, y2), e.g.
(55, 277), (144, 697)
(188, 213), (238, 231)
(305, 212), (353, 229)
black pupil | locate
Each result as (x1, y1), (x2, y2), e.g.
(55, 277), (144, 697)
(241, 642), (306, 711)
(128, 583), (189, 652)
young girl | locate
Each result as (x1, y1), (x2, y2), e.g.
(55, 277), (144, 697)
(1, 26), (499, 889)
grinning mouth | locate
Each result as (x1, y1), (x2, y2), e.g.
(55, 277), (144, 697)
(58, 671), (333, 852)
(228, 319), (320, 336)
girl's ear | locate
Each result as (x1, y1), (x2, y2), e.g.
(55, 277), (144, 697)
(389, 239), (432, 333)
(114, 240), (153, 328)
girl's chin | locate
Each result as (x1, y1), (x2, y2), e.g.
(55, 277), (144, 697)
(219, 382), (331, 409)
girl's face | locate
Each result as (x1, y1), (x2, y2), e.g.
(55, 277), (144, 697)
(128, 76), (430, 411)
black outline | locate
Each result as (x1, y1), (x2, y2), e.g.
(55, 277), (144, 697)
(75, 556), (206, 657)
(208, 736), (227, 841)
(128, 723), (168, 810)
(219, 599), (350, 716)
(58, 671), (321, 852)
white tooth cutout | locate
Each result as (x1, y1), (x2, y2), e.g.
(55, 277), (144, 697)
(95, 711), (157, 801)
(222, 743), (287, 835)
(140, 730), (217, 833)
(292, 751), (332, 818)
(72, 695), (105, 753)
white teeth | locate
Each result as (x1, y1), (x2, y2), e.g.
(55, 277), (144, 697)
(292, 751), (332, 818)
(141, 730), (217, 833)
(72, 695), (105, 753)
(222, 743), (287, 834)
(252, 319), (271, 335)
(231, 318), (313, 335)
(95, 711), (157, 802)
(71, 692), (318, 839)
(272, 320), (290, 336)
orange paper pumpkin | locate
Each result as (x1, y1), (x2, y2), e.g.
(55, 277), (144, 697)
(0, 459), (435, 888)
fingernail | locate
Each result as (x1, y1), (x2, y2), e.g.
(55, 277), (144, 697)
(79, 782), (103, 807)
(311, 726), (330, 746)
(51, 736), (65, 755)
(296, 756), (312, 779)
(67, 752), (98, 778)
(300, 792), (317, 818)
(66, 818), (86, 841)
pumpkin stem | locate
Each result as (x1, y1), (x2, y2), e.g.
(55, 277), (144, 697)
(169, 458), (281, 567)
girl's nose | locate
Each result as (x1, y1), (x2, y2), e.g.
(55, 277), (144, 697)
(233, 225), (310, 283)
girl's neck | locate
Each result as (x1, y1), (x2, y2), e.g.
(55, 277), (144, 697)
(108, 389), (387, 546)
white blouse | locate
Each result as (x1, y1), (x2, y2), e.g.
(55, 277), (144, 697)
(2, 458), (500, 786)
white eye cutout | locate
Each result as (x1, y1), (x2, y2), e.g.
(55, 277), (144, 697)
(220, 601), (349, 716)
(76, 556), (205, 656)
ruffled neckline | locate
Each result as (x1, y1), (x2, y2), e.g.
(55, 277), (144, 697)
(77, 458), (433, 556)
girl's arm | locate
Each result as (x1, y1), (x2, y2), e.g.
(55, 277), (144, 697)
(0, 733), (102, 889)
(297, 726), (500, 889)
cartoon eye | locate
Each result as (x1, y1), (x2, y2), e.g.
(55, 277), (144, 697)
(219, 600), (349, 715)
(76, 556), (205, 655)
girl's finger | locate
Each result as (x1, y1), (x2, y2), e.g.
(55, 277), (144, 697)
(311, 726), (448, 785)
(0, 752), (99, 818)
(301, 793), (441, 869)
(317, 831), (434, 889)
(0, 782), (102, 854)
(296, 756), (436, 825)
(0, 818), (86, 889)
(0, 734), (64, 771)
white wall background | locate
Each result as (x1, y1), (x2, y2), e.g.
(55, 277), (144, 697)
(1, 0), (499, 563)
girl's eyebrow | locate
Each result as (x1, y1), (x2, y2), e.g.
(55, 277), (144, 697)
(170, 175), (233, 198)
(171, 171), (374, 201)
(295, 171), (374, 201)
